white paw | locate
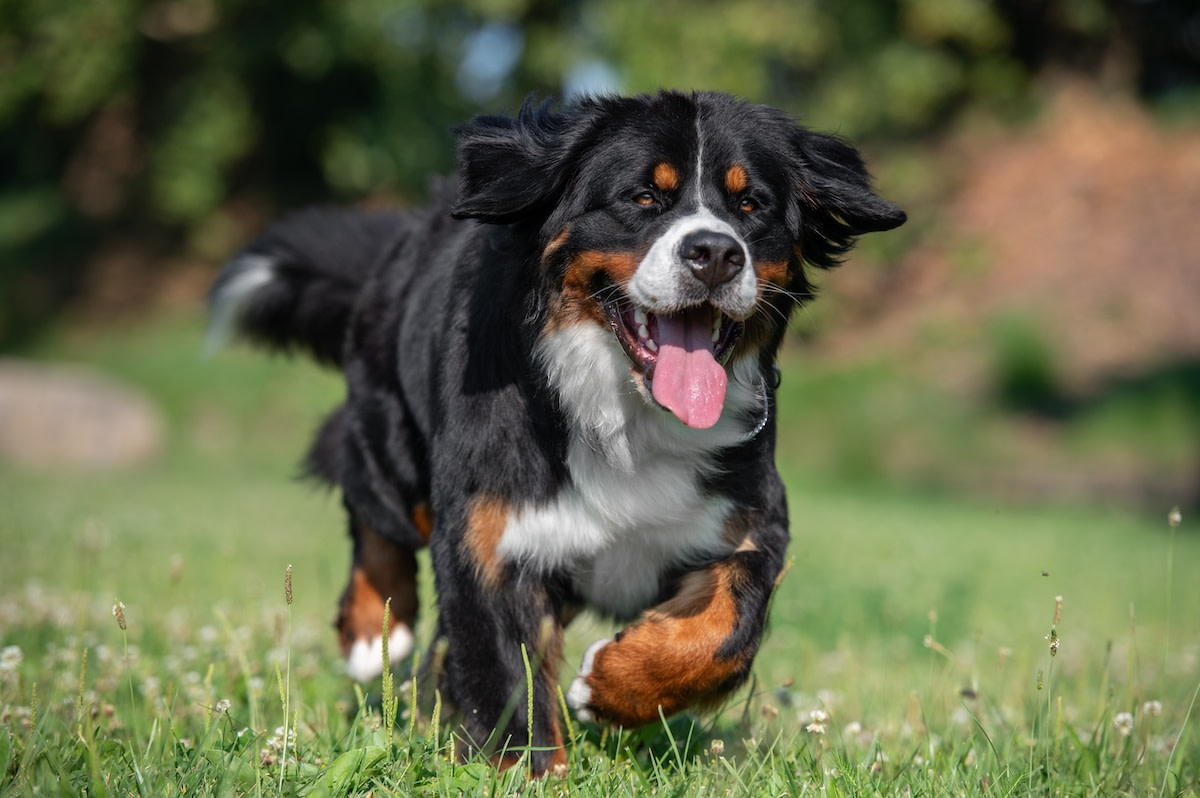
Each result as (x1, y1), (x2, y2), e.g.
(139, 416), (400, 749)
(344, 625), (414, 683)
(567, 638), (610, 723)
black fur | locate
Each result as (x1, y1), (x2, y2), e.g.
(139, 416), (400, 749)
(211, 90), (904, 773)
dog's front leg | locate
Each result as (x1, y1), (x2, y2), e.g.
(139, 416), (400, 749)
(430, 503), (568, 775)
(567, 526), (786, 728)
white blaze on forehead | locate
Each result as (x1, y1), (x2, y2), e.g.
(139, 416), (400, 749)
(625, 108), (757, 317)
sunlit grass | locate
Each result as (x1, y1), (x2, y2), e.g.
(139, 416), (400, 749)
(1, 312), (1197, 794)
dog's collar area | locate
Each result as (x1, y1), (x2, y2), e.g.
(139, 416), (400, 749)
(740, 367), (776, 442)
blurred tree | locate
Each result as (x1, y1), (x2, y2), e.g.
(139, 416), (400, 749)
(1, 0), (1196, 345)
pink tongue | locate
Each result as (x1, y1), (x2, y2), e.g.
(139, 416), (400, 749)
(651, 307), (727, 429)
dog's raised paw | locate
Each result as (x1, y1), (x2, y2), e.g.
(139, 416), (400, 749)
(344, 625), (414, 683)
(566, 638), (610, 723)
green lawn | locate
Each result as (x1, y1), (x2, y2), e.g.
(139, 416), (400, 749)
(2, 313), (1197, 795)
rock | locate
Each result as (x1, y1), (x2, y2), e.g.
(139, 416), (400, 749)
(0, 359), (164, 470)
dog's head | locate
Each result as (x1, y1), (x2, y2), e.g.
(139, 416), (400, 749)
(454, 91), (905, 430)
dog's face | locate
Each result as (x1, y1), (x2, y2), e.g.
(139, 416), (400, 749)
(454, 91), (905, 429)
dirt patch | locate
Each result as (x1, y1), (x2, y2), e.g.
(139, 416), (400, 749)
(832, 83), (1200, 393)
(0, 360), (164, 470)
(816, 83), (1200, 505)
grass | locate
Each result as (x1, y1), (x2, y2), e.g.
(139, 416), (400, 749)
(1, 311), (1198, 795)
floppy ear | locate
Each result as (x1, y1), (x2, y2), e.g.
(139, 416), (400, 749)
(452, 98), (583, 224)
(789, 128), (907, 269)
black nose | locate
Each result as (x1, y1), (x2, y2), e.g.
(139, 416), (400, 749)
(680, 230), (746, 288)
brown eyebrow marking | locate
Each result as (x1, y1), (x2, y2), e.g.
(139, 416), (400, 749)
(653, 162), (679, 192)
(725, 164), (748, 194)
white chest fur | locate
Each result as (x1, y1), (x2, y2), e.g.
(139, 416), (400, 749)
(495, 325), (763, 617)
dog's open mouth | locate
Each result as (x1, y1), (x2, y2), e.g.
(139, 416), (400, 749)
(605, 296), (743, 429)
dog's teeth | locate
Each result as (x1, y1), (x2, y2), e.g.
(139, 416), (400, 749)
(647, 339), (658, 352)
(633, 308), (648, 326)
(712, 311), (723, 343)
(638, 324), (649, 340)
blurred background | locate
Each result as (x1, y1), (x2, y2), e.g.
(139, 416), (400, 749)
(2, 0), (1199, 510)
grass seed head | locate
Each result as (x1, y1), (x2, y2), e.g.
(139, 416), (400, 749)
(112, 600), (126, 631)
(284, 565), (293, 606)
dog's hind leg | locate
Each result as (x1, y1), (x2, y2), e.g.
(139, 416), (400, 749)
(336, 513), (426, 682)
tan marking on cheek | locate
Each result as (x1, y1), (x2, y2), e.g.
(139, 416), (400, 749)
(653, 162), (679, 192)
(547, 249), (641, 331)
(755, 259), (790, 289)
(725, 164), (748, 195)
(464, 497), (509, 588)
(572, 250), (639, 285)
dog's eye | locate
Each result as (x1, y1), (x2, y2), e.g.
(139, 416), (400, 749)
(738, 198), (757, 213)
(633, 192), (657, 207)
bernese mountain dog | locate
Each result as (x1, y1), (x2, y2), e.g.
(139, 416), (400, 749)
(210, 90), (905, 773)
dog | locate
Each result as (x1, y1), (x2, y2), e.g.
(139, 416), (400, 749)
(210, 90), (905, 772)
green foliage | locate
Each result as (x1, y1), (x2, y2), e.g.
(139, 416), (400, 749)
(988, 313), (1064, 412)
(6, 0), (1156, 345)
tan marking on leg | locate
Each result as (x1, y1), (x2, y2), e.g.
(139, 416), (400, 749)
(546, 249), (641, 330)
(336, 523), (418, 656)
(721, 514), (754, 550)
(735, 535), (759, 554)
(464, 497), (509, 588)
(582, 563), (748, 726)
(411, 501), (434, 542)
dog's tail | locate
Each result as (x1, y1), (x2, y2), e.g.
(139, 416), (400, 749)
(207, 207), (402, 367)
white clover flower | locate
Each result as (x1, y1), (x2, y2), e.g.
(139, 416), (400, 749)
(215, 698), (232, 714)
(805, 710), (828, 734)
(1114, 712), (1135, 737)
(1143, 700), (1162, 717)
(0, 645), (22, 673)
